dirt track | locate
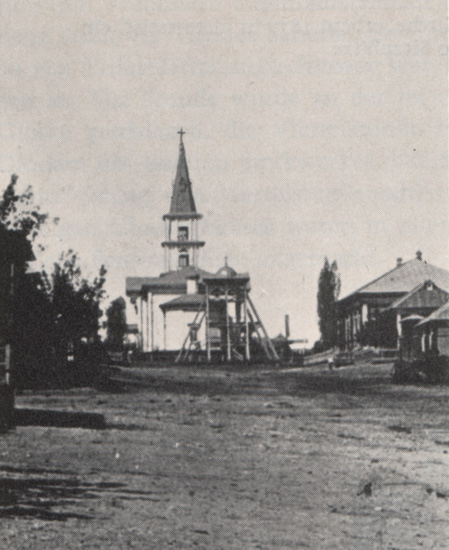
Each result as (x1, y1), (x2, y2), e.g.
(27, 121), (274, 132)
(1, 363), (449, 549)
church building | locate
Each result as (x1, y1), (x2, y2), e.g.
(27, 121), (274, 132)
(126, 130), (277, 362)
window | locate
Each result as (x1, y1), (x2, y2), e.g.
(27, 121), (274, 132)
(178, 226), (188, 241)
(179, 249), (189, 268)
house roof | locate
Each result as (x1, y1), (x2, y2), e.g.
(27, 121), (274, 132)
(340, 255), (449, 302)
(165, 133), (198, 217)
(160, 293), (205, 312)
(387, 280), (449, 311)
(417, 300), (449, 326)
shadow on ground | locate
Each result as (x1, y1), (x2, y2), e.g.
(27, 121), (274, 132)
(96, 364), (395, 398)
(92, 364), (449, 412)
(13, 409), (106, 430)
(0, 466), (125, 521)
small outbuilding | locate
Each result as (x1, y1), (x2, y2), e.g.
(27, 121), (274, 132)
(415, 300), (449, 358)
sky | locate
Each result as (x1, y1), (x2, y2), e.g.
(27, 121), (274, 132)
(0, 0), (447, 344)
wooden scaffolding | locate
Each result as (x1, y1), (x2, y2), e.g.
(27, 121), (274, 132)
(175, 268), (279, 363)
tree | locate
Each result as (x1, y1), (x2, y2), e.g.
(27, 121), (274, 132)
(317, 258), (341, 349)
(0, 175), (108, 387)
(0, 174), (55, 388)
(42, 250), (107, 346)
(105, 297), (127, 351)
(0, 173), (51, 241)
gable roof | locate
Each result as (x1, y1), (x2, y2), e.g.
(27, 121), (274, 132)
(387, 280), (449, 311)
(340, 257), (449, 301)
(417, 300), (449, 326)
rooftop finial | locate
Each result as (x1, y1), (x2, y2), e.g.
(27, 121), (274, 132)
(178, 127), (185, 145)
(416, 250), (423, 261)
(225, 256), (228, 267)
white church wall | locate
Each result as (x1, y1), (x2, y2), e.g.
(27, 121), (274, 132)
(165, 310), (206, 351)
(149, 293), (205, 351)
(152, 293), (177, 350)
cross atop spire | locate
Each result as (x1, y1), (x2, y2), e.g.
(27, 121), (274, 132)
(178, 128), (185, 145)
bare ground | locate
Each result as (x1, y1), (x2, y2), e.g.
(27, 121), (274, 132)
(1, 362), (449, 549)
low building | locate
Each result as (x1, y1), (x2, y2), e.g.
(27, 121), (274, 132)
(415, 301), (449, 358)
(388, 280), (449, 355)
(337, 252), (449, 350)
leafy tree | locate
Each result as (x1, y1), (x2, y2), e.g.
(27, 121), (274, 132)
(42, 250), (107, 346)
(105, 297), (127, 351)
(0, 174), (54, 387)
(0, 174), (52, 241)
(0, 175), (108, 387)
(317, 258), (341, 349)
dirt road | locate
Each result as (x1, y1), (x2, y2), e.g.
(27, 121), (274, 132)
(0, 363), (448, 549)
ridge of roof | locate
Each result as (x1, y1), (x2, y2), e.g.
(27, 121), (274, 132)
(339, 257), (449, 301)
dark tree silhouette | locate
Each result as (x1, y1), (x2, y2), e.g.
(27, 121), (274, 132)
(0, 174), (52, 241)
(105, 297), (127, 351)
(0, 175), (107, 388)
(317, 258), (341, 349)
(42, 251), (107, 347)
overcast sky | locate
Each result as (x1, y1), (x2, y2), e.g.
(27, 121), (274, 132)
(1, 1), (447, 343)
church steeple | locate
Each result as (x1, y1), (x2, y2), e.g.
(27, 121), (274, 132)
(168, 128), (197, 216)
(162, 130), (205, 272)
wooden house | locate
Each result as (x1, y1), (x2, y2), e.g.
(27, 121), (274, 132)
(337, 252), (449, 351)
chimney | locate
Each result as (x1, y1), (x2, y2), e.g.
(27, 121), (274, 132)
(396, 257), (403, 268)
(416, 250), (423, 261)
(285, 314), (290, 338)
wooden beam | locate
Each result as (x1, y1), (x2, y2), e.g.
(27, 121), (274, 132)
(247, 294), (280, 362)
(244, 288), (250, 361)
(225, 287), (231, 362)
(150, 293), (154, 352)
(206, 284), (211, 362)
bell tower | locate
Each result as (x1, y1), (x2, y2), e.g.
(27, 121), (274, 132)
(162, 129), (205, 272)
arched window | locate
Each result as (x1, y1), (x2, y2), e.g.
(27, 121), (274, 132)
(178, 249), (189, 268)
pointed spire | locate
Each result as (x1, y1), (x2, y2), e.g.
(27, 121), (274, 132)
(168, 129), (197, 215)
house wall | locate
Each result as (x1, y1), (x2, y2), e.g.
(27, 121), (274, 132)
(338, 293), (403, 350)
(437, 326), (449, 356)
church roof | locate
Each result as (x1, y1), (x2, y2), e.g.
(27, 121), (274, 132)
(216, 259), (238, 278)
(165, 130), (199, 218)
(340, 253), (449, 302)
(159, 294), (205, 312)
(126, 266), (214, 296)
